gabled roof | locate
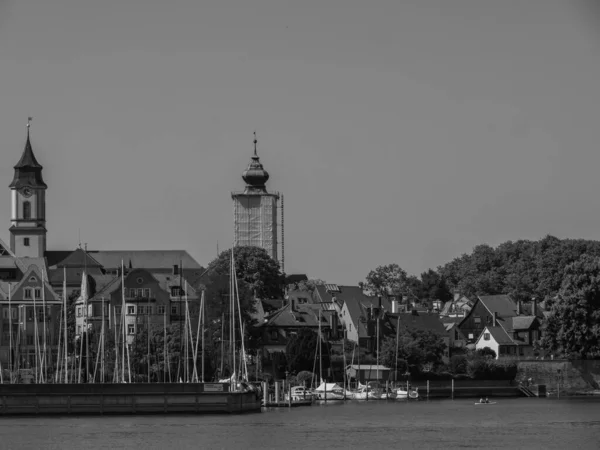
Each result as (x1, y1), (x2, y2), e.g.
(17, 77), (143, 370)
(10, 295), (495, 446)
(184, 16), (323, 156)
(479, 326), (513, 345)
(45, 251), (73, 268)
(388, 311), (447, 336)
(0, 238), (14, 257)
(341, 292), (392, 339)
(478, 295), (518, 318)
(88, 250), (201, 270)
(511, 316), (537, 331)
(0, 264), (59, 301)
(152, 273), (201, 296)
(54, 248), (104, 269)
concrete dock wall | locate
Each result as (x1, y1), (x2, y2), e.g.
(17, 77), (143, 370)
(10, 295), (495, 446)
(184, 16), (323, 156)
(0, 383), (262, 416)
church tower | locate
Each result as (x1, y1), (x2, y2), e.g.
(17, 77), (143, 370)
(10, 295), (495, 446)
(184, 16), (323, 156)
(9, 119), (48, 258)
(232, 134), (280, 262)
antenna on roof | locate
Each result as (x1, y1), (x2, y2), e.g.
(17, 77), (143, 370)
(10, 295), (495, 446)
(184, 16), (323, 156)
(78, 229), (82, 249)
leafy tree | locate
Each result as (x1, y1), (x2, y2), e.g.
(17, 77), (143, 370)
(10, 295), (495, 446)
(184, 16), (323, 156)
(285, 329), (330, 374)
(476, 347), (497, 359)
(288, 279), (325, 293)
(541, 254), (600, 359)
(438, 235), (600, 303)
(207, 246), (283, 299)
(379, 329), (446, 374)
(365, 264), (410, 298)
(420, 269), (452, 303)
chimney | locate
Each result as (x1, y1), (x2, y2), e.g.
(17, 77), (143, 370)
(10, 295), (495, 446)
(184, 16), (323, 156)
(378, 295), (382, 310)
(532, 298), (538, 316)
(391, 300), (398, 314)
(517, 300), (522, 315)
(493, 312), (498, 327)
(290, 298), (296, 311)
(173, 265), (179, 276)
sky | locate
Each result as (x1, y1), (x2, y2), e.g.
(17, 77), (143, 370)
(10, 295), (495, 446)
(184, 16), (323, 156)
(1, 0), (600, 285)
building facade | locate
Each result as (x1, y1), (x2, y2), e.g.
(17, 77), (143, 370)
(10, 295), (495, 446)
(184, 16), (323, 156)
(231, 136), (280, 262)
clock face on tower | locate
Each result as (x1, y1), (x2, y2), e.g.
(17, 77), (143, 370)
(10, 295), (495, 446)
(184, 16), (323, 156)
(22, 187), (32, 198)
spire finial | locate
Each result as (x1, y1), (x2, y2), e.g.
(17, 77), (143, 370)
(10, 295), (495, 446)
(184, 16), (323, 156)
(253, 131), (258, 156)
(27, 117), (32, 137)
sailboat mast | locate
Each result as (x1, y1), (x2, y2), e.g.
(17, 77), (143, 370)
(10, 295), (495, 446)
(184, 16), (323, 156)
(230, 248), (236, 383)
(42, 269), (47, 383)
(201, 291), (205, 382)
(147, 292), (150, 383)
(394, 314), (400, 383)
(233, 266), (247, 381)
(319, 311), (322, 383)
(63, 268), (68, 384)
(102, 296), (105, 383)
(376, 315), (380, 380)
(8, 284), (12, 378)
(84, 245), (89, 383)
(163, 310), (167, 382)
(33, 280), (39, 383)
(121, 260), (125, 383)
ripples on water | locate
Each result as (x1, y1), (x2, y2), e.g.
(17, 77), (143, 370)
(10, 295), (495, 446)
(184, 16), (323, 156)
(1, 398), (599, 450)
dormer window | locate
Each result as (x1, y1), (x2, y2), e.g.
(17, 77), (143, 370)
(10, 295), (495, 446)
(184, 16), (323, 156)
(23, 201), (31, 220)
(24, 288), (32, 299)
(34, 288), (41, 299)
(171, 287), (184, 297)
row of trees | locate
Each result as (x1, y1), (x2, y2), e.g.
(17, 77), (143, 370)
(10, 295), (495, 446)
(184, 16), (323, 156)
(360, 236), (600, 359)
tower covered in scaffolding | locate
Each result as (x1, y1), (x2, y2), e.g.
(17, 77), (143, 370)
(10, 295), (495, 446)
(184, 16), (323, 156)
(231, 135), (280, 262)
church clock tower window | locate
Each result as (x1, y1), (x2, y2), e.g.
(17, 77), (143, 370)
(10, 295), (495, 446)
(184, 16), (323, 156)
(23, 201), (31, 220)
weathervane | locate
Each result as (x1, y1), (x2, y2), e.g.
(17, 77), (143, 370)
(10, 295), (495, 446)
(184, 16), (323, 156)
(27, 117), (32, 136)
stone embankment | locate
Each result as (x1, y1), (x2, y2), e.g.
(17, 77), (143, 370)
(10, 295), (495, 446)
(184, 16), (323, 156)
(516, 360), (600, 396)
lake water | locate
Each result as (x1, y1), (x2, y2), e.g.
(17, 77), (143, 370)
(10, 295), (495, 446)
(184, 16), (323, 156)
(1, 398), (599, 449)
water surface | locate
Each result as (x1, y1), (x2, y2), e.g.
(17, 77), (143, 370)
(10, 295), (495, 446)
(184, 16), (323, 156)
(1, 398), (599, 449)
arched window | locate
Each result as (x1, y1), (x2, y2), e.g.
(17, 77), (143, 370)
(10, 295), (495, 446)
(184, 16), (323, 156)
(23, 201), (31, 220)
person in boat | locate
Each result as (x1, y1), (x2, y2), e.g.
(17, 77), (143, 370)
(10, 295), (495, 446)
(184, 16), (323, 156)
(479, 397), (485, 403)
(485, 397), (490, 403)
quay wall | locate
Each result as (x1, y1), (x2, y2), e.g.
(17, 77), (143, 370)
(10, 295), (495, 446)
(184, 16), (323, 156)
(409, 380), (520, 399)
(515, 360), (600, 395)
(0, 383), (262, 416)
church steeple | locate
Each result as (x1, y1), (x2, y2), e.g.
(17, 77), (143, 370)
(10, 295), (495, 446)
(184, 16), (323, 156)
(9, 118), (47, 189)
(241, 132), (270, 194)
(9, 117), (48, 258)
